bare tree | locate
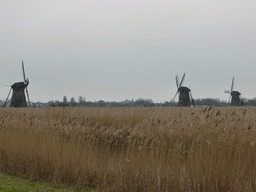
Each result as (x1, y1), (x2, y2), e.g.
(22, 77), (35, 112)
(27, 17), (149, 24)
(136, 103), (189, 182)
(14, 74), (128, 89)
(63, 96), (68, 104)
(70, 97), (77, 107)
(78, 96), (86, 106)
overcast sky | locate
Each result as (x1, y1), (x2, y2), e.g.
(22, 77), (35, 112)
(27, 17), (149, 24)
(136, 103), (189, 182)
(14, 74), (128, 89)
(1, 0), (256, 103)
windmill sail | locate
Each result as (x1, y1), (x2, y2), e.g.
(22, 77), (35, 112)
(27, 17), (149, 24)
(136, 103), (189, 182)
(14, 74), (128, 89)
(224, 77), (243, 106)
(172, 73), (195, 107)
(4, 61), (31, 108)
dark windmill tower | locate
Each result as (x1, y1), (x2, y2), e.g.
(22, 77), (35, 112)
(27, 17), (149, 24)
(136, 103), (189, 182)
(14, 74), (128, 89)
(4, 61), (31, 107)
(225, 77), (244, 106)
(172, 73), (195, 107)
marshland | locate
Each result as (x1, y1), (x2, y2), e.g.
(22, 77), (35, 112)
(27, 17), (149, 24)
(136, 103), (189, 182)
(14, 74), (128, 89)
(0, 106), (256, 191)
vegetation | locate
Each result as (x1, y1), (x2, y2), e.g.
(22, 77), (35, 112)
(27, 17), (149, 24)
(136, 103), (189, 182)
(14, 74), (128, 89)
(2, 96), (256, 107)
(0, 107), (256, 191)
(0, 172), (84, 192)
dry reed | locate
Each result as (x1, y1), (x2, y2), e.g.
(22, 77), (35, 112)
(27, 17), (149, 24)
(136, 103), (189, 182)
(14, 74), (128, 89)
(0, 106), (256, 191)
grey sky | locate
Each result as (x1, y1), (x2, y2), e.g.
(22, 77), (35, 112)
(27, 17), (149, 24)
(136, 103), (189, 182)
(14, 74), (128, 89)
(1, 0), (256, 103)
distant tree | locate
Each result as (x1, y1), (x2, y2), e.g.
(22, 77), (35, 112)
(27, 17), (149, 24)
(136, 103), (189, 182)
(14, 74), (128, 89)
(55, 100), (60, 106)
(194, 98), (224, 107)
(78, 96), (86, 106)
(70, 97), (77, 107)
(162, 101), (171, 107)
(47, 100), (56, 107)
(245, 98), (256, 106)
(134, 98), (155, 107)
(98, 100), (105, 107)
(63, 96), (68, 104)
(85, 101), (94, 107)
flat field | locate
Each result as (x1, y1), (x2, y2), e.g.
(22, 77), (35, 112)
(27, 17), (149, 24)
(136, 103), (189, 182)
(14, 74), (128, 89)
(0, 107), (256, 191)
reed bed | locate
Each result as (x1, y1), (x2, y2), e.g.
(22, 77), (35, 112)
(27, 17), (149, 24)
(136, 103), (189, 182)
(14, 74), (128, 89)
(0, 106), (256, 191)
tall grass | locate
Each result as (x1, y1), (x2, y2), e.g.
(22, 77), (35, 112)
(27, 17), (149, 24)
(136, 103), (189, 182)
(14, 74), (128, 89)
(0, 107), (256, 191)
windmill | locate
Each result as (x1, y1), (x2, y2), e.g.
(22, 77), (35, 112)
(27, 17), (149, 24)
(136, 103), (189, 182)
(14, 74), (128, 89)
(172, 73), (195, 107)
(4, 61), (31, 107)
(225, 77), (244, 106)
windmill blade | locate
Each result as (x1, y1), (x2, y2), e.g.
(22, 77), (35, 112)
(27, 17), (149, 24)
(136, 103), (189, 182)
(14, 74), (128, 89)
(22, 60), (29, 85)
(26, 78), (29, 86)
(25, 87), (31, 107)
(179, 73), (185, 87)
(231, 77), (234, 92)
(3, 88), (12, 107)
(228, 95), (232, 103)
(241, 99), (244, 106)
(22, 60), (26, 82)
(224, 90), (231, 94)
(190, 92), (195, 107)
(172, 91), (179, 103)
(175, 76), (179, 88)
(191, 98), (195, 107)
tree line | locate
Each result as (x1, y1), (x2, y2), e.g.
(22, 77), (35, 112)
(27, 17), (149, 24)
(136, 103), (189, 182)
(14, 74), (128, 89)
(33, 96), (256, 107)
(2, 96), (256, 107)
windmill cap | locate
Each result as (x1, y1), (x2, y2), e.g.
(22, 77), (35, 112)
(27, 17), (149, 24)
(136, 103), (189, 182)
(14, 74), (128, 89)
(178, 86), (191, 92)
(11, 82), (26, 89)
(231, 91), (241, 95)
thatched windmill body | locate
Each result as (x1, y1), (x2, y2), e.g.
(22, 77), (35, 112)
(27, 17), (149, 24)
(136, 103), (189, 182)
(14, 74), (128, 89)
(4, 61), (31, 107)
(225, 77), (243, 106)
(172, 73), (195, 107)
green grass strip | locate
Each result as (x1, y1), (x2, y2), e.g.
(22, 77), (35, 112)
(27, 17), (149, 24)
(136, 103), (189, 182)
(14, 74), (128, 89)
(0, 172), (89, 192)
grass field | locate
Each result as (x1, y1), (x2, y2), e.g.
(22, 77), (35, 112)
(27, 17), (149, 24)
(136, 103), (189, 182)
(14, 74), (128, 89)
(0, 106), (256, 191)
(0, 172), (86, 192)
